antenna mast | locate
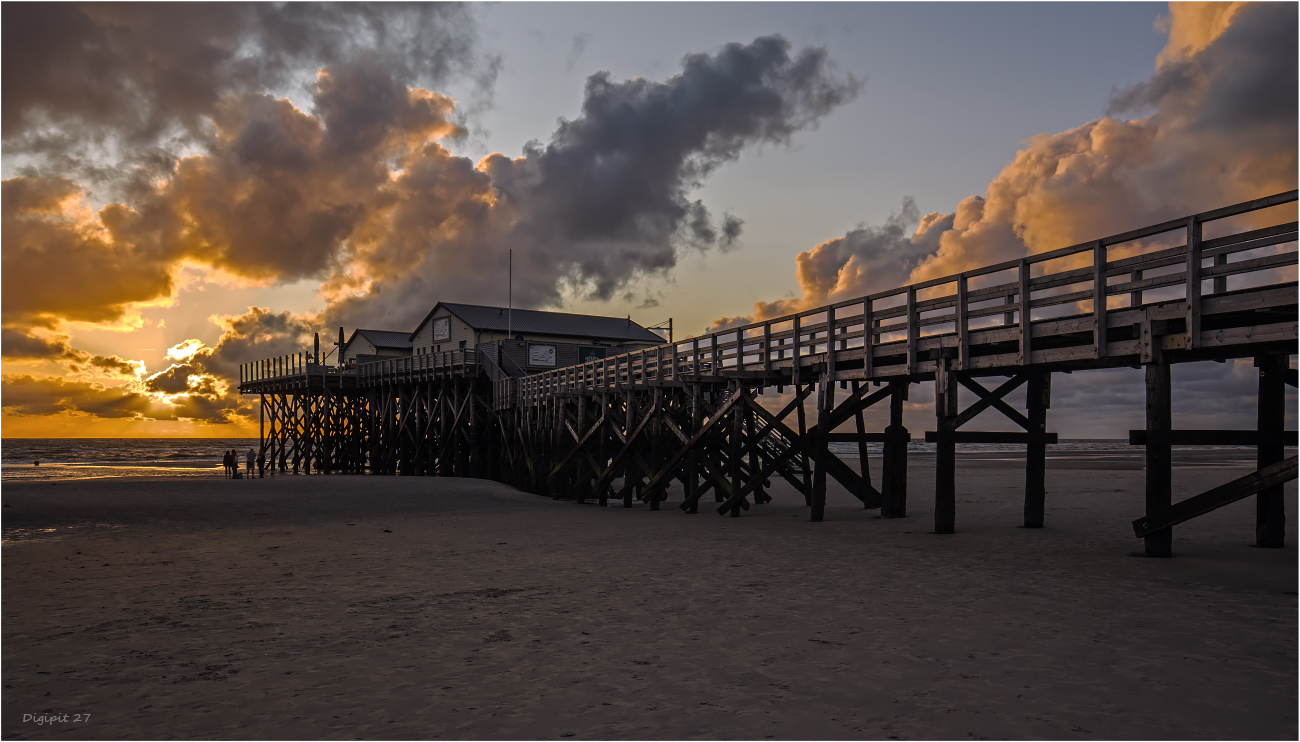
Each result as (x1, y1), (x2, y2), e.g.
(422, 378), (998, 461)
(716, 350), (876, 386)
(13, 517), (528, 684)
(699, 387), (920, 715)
(508, 249), (513, 339)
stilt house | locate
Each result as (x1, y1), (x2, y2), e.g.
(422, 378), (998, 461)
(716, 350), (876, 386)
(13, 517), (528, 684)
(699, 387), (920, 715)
(408, 302), (665, 373)
(339, 329), (414, 366)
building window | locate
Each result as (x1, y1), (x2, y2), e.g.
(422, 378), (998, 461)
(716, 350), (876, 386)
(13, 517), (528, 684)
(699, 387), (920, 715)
(459, 340), (466, 350)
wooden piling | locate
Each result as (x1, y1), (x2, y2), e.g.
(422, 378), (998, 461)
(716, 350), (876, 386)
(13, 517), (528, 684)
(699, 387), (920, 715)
(1024, 371), (1051, 528)
(880, 382), (909, 519)
(811, 374), (832, 522)
(934, 360), (958, 534)
(1256, 354), (1287, 547)
(1145, 357), (1173, 557)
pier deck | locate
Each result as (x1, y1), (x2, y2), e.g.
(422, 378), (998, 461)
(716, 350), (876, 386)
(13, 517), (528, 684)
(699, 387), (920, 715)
(240, 191), (1298, 555)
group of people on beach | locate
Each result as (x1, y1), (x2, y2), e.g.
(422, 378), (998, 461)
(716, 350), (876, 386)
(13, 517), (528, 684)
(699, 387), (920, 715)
(223, 448), (261, 479)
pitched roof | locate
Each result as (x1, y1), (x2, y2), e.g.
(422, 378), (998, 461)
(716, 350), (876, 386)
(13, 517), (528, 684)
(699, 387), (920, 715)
(410, 303), (664, 344)
(343, 328), (413, 355)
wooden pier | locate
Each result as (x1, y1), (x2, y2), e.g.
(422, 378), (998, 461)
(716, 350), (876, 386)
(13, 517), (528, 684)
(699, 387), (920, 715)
(240, 191), (1299, 555)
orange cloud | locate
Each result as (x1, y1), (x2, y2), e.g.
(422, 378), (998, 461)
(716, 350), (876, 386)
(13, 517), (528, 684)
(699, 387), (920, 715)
(714, 2), (1297, 328)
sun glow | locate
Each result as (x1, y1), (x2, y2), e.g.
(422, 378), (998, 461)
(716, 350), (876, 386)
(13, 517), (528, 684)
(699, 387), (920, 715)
(166, 339), (206, 361)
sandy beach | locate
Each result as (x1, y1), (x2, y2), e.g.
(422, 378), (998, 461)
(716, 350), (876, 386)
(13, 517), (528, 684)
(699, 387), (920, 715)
(2, 450), (1295, 740)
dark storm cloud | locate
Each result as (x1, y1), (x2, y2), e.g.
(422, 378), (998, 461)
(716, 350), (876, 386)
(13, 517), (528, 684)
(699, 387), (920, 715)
(1, 326), (83, 361)
(1, 326), (142, 377)
(1, 374), (156, 419)
(4, 22), (858, 425)
(331, 35), (861, 328)
(2, 3), (484, 156)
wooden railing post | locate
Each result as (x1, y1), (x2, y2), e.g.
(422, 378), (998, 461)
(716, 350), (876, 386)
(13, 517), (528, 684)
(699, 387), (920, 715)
(762, 323), (771, 374)
(956, 277), (969, 371)
(1018, 259), (1031, 365)
(863, 298), (874, 379)
(1213, 253), (1229, 294)
(1093, 240), (1108, 359)
(791, 314), (802, 386)
(905, 287), (917, 375)
(1186, 216), (1203, 348)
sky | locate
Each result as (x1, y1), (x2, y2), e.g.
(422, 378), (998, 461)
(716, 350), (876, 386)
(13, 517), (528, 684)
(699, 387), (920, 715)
(2, 1), (1296, 438)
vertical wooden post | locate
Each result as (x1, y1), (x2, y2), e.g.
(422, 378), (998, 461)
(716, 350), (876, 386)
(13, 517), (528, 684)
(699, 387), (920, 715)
(749, 400), (769, 504)
(853, 381), (873, 507)
(649, 388), (662, 511)
(259, 393), (266, 478)
(796, 382), (812, 505)
(1018, 259), (1032, 366)
(863, 298), (874, 379)
(1213, 253), (1229, 294)
(956, 276), (969, 370)
(905, 287), (918, 375)
(811, 372), (833, 522)
(934, 359), (958, 534)
(729, 383), (744, 517)
(1256, 355), (1286, 547)
(1130, 269), (1144, 308)
(686, 383), (702, 514)
(623, 391), (635, 508)
(1024, 371), (1051, 528)
(1144, 357), (1173, 557)
(1186, 217), (1202, 349)
(791, 315), (802, 387)
(762, 324), (771, 374)
(575, 395), (589, 504)
(598, 393), (610, 507)
(880, 381), (909, 518)
(1093, 241), (1108, 359)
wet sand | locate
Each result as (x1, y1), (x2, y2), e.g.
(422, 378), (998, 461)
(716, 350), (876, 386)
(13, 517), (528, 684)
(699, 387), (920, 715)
(2, 450), (1296, 740)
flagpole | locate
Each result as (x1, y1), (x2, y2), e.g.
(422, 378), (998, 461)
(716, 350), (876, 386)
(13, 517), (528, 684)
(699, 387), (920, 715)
(508, 249), (513, 339)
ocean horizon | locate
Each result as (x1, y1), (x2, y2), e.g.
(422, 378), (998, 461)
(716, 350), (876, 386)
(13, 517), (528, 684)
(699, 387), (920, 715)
(1, 437), (1276, 483)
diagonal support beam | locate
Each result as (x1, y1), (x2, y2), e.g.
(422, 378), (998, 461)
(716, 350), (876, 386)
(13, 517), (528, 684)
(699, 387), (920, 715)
(1133, 457), (1297, 537)
(549, 413), (607, 478)
(638, 388), (751, 495)
(949, 375), (1030, 432)
(589, 402), (660, 493)
(827, 383), (896, 431)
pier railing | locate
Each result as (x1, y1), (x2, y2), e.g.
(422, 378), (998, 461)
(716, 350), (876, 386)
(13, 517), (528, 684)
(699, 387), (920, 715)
(240, 355), (347, 387)
(516, 190), (1297, 404)
(239, 348), (479, 390)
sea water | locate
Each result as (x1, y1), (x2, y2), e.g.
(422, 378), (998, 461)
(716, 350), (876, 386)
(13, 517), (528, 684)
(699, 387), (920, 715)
(2, 437), (1270, 482)
(1, 438), (259, 482)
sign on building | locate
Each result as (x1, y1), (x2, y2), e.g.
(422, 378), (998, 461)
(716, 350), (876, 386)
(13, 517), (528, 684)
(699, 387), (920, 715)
(433, 317), (450, 341)
(528, 343), (558, 367)
(578, 346), (607, 364)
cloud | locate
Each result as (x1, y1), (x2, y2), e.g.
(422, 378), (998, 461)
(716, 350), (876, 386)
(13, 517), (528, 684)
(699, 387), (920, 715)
(3, 3), (487, 173)
(7, 33), (856, 340)
(1, 326), (83, 361)
(566, 33), (593, 72)
(716, 2), (1296, 328)
(328, 35), (861, 329)
(4, 25), (857, 428)
(1, 326), (143, 378)
(1, 176), (178, 327)
(1, 374), (157, 419)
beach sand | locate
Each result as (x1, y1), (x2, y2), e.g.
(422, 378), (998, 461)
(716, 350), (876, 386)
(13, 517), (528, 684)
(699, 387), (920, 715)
(2, 450), (1296, 740)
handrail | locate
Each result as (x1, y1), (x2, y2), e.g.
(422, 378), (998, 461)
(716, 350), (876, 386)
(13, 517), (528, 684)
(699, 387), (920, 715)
(513, 190), (1297, 404)
(236, 189), (1296, 398)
